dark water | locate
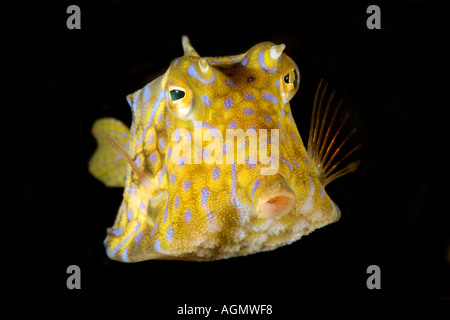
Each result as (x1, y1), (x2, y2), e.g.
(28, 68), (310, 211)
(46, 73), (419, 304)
(38, 0), (447, 307)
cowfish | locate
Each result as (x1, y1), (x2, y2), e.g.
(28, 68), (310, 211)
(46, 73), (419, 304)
(89, 36), (359, 262)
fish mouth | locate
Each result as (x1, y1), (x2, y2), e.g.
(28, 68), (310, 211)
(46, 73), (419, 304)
(247, 173), (296, 218)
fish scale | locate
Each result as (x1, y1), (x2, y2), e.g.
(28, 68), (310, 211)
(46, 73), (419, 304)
(89, 36), (359, 262)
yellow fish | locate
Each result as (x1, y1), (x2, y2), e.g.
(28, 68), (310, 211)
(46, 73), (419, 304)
(89, 36), (359, 262)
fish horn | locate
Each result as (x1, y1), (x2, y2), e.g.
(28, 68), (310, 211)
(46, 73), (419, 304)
(270, 44), (286, 60)
(182, 35), (200, 57)
(259, 43), (285, 74)
(198, 58), (210, 74)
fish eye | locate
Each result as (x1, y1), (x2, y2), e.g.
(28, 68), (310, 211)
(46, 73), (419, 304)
(283, 69), (298, 86)
(165, 84), (194, 118)
(169, 89), (185, 101)
(280, 66), (300, 104)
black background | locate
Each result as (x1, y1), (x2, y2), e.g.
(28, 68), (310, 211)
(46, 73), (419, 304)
(39, 0), (448, 309)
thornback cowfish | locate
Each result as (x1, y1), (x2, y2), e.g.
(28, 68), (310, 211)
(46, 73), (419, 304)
(89, 36), (359, 262)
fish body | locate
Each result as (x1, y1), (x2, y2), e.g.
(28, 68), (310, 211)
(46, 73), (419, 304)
(89, 36), (358, 262)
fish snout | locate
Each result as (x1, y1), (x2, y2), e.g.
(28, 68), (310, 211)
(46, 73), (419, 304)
(247, 173), (296, 219)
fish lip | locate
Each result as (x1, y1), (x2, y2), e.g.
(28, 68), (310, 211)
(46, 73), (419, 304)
(256, 191), (296, 218)
(247, 173), (296, 219)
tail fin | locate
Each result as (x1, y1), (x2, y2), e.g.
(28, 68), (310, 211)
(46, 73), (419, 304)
(88, 118), (130, 187)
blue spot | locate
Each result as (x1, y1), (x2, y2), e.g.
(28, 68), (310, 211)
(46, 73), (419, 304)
(135, 230), (144, 244)
(154, 239), (161, 252)
(258, 50), (278, 74)
(229, 120), (237, 129)
(225, 80), (235, 87)
(280, 110), (285, 117)
(163, 194), (169, 222)
(275, 79), (280, 87)
(229, 162), (246, 210)
(251, 178), (261, 202)
(144, 85), (150, 102)
(201, 188), (210, 207)
(109, 227), (123, 237)
(201, 188), (215, 221)
(149, 90), (164, 123)
(148, 133), (155, 144)
(304, 156), (311, 168)
(307, 173), (315, 195)
(210, 128), (219, 138)
(130, 90), (140, 116)
(166, 147), (172, 161)
(243, 108), (254, 115)
(183, 180), (191, 190)
(281, 156), (293, 171)
(158, 112), (163, 123)
(212, 166), (220, 180)
(166, 117), (171, 129)
(173, 59), (179, 66)
(184, 209), (191, 221)
(264, 115), (272, 123)
(244, 93), (255, 101)
(290, 131), (297, 142)
(174, 129), (181, 142)
(150, 152), (157, 164)
(228, 54), (245, 63)
(170, 173), (176, 184)
(202, 148), (210, 159)
(128, 184), (136, 197)
(223, 97), (233, 109)
(151, 221), (158, 237)
(277, 120), (288, 140)
(158, 165), (167, 186)
(188, 64), (216, 84)
(174, 196), (180, 209)
(246, 157), (256, 169)
(166, 227), (174, 242)
(263, 92), (278, 104)
(135, 157), (141, 168)
(241, 57), (249, 66)
(319, 185), (325, 198)
(201, 95), (211, 107)
(127, 209), (133, 221)
(177, 156), (186, 167)
(292, 157), (299, 169)
(202, 122), (211, 129)
(159, 138), (165, 150)
(139, 202), (147, 211)
(223, 143), (228, 154)
(122, 249), (128, 262)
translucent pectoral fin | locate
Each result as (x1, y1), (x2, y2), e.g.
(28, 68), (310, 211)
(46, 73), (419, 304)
(88, 118), (130, 187)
